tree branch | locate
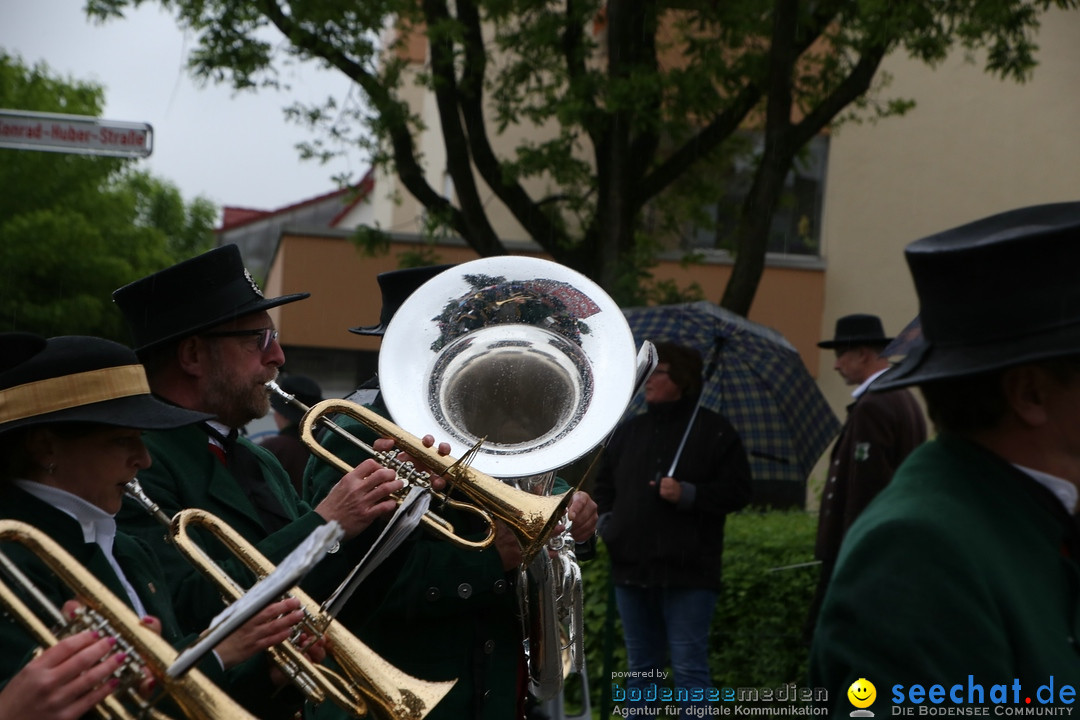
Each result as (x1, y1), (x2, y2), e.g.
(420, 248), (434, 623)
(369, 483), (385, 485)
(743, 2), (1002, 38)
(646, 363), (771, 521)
(456, 0), (569, 255)
(420, 0), (506, 254)
(790, 43), (888, 150)
(255, 0), (464, 237)
(637, 0), (842, 207)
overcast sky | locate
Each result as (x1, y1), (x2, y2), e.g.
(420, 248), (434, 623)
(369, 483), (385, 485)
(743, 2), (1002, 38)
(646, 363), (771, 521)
(1, 0), (365, 211)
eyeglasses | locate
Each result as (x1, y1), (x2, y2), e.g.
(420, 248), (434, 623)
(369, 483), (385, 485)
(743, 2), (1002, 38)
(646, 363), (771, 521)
(203, 327), (279, 352)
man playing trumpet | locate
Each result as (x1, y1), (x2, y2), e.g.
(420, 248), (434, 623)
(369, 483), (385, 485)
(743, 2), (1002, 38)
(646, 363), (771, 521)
(112, 245), (410, 718)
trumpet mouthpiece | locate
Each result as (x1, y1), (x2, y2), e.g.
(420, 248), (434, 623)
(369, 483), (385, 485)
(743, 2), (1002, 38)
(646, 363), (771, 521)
(124, 479), (172, 528)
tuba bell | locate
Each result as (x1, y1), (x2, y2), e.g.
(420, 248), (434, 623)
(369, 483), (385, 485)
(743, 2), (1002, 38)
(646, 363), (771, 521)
(378, 256), (644, 482)
(376, 256), (652, 704)
(0, 519), (257, 720)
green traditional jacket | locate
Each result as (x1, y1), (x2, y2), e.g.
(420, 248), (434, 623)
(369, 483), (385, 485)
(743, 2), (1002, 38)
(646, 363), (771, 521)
(304, 415), (539, 720)
(114, 424), (372, 719)
(810, 433), (1080, 716)
(0, 484), (228, 716)
(116, 424), (367, 632)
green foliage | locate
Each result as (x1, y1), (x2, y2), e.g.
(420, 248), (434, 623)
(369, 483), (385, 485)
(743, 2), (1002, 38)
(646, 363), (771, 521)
(644, 278), (706, 306)
(581, 509), (818, 717)
(113, 170), (217, 260)
(83, 0), (1080, 312)
(711, 509), (818, 686)
(396, 245), (447, 269)
(0, 53), (218, 341)
(349, 224), (393, 256)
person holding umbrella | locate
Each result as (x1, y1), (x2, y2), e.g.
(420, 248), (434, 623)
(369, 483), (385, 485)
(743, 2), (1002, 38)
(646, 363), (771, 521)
(594, 341), (752, 718)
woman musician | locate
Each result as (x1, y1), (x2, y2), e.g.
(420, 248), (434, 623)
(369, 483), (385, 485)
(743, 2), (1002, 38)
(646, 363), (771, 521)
(0, 332), (307, 720)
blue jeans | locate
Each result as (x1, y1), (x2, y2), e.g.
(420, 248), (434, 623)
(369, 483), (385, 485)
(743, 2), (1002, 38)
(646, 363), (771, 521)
(614, 585), (718, 718)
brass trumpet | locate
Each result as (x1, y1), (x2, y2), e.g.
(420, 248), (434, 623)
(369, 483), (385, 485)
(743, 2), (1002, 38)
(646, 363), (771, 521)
(268, 381), (575, 563)
(0, 519), (256, 720)
(124, 481), (455, 720)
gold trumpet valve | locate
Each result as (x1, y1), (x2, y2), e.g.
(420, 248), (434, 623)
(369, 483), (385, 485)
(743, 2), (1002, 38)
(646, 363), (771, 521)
(375, 450), (431, 488)
(66, 606), (148, 693)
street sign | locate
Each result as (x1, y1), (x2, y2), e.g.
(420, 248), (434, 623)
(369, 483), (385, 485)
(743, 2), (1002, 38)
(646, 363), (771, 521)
(0, 109), (153, 158)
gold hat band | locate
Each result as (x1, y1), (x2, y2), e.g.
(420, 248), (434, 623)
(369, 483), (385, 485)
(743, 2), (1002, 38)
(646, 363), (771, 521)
(0, 365), (150, 424)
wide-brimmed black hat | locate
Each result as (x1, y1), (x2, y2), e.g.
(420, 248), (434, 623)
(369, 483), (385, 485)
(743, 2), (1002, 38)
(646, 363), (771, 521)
(270, 374), (323, 425)
(0, 332), (47, 374)
(817, 314), (893, 349)
(874, 201), (1080, 391)
(0, 333), (210, 435)
(349, 265), (455, 336)
(113, 244), (309, 354)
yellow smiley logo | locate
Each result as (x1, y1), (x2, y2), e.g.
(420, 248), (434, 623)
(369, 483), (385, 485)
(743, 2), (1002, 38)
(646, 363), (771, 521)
(847, 678), (876, 709)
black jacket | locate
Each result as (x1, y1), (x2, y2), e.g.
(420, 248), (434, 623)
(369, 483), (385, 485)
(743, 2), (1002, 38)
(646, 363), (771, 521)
(593, 396), (753, 590)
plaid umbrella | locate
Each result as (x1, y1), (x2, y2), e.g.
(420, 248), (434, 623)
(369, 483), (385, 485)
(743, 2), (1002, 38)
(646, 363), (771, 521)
(622, 301), (840, 484)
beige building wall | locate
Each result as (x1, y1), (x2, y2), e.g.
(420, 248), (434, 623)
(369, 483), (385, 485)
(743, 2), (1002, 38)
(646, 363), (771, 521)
(808, 6), (1080, 499)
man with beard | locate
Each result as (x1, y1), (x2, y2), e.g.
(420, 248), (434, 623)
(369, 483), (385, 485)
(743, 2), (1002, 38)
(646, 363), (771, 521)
(111, 245), (404, 649)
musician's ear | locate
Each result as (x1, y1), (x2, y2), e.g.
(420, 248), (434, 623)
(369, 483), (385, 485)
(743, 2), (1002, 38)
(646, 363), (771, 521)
(176, 336), (208, 378)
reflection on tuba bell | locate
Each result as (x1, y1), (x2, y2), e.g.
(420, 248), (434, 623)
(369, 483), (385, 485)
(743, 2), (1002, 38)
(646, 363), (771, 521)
(0, 519), (256, 720)
(378, 256), (644, 482)
(124, 480), (455, 720)
(374, 256), (652, 704)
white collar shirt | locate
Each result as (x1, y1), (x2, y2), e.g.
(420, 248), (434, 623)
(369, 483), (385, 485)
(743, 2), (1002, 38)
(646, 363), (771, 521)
(851, 368), (890, 401)
(14, 479), (148, 617)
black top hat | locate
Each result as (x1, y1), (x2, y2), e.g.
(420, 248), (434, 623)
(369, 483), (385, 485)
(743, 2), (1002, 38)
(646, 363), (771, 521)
(874, 201), (1080, 391)
(270, 374), (324, 425)
(817, 314), (893, 350)
(113, 244), (309, 354)
(0, 333), (210, 435)
(349, 265), (455, 336)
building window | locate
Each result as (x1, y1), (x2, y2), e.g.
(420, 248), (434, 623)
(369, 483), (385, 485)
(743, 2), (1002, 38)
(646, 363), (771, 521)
(688, 133), (828, 258)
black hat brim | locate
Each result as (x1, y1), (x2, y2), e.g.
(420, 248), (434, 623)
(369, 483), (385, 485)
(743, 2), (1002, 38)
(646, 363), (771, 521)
(348, 322), (387, 337)
(818, 336), (894, 349)
(136, 292), (309, 354)
(871, 323), (1080, 392)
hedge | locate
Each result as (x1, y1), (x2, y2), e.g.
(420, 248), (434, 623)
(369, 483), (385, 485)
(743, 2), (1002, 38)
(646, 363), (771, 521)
(557, 508), (819, 719)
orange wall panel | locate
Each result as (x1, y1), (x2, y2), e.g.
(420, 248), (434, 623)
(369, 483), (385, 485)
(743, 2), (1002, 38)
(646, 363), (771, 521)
(268, 234), (826, 376)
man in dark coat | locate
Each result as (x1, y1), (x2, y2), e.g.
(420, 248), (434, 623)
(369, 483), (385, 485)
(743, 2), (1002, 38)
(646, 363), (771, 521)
(112, 245), (419, 718)
(807, 314), (926, 631)
(594, 342), (752, 719)
(811, 203), (1080, 715)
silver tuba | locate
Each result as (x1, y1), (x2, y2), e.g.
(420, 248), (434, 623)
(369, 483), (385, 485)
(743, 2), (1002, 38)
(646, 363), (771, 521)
(378, 256), (653, 706)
